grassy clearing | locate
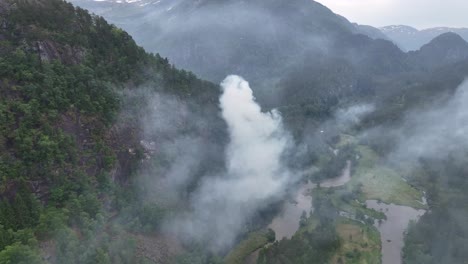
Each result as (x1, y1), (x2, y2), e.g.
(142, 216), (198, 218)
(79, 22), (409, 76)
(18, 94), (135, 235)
(332, 218), (381, 264)
(224, 229), (274, 264)
(353, 166), (425, 209)
(350, 145), (426, 209)
(337, 134), (359, 148)
(322, 135), (426, 219)
(355, 146), (379, 167)
(330, 188), (387, 220)
(333, 138), (425, 209)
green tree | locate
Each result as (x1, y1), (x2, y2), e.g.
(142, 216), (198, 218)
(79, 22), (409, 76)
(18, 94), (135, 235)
(0, 243), (43, 264)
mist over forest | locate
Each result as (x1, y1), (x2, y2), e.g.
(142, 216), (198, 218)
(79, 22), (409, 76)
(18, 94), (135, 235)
(1, 0), (468, 263)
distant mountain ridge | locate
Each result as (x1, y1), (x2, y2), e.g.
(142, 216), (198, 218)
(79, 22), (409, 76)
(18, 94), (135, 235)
(407, 32), (468, 70)
(353, 23), (389, 40)
(69, 0), (397, 83)
(70, 0), (468, 111)
(381, 25), (468, 51)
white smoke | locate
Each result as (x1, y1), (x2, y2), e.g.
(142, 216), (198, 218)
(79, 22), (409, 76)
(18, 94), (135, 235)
(170, 75), (294, 250)
(335, 104), (375, 128)
(220, 75), (291, 199)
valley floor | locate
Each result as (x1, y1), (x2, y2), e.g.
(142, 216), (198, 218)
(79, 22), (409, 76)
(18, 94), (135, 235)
(229, 134), (427, 264)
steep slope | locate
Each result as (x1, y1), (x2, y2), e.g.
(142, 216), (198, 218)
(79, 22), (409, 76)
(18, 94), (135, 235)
(70, 0), (411, 110)
(71, 0), (399, 84)
(381, 25), (468, 51)
(407, 32), (468, 70)
(0, 0), (225, 262)
(354, 23), (389, 40)
(126, 0), (358, 83)
(67, 0), (468, 162)
(69, 0), (468, 111)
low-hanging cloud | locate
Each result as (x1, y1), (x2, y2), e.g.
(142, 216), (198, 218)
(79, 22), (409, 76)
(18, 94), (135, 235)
(389, 79), (468, 163)
(335, 104), (375, 127)
(135, 90), (225, 206)
(168, 75), (296, 251)
(356, 79), (468, 167)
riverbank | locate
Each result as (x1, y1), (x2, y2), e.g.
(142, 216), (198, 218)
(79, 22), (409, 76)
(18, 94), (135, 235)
(227, 133), (428, 264)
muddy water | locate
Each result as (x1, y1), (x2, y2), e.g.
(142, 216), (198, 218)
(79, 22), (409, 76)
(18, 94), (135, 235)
(265, 160), (426, 264)
(366, 200), (426, 264)
(268, 181), (315, 240)
(268, 161), (352, 240)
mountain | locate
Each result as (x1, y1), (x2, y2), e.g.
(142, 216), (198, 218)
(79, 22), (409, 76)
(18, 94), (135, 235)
(71, 0), (467, 106)
(353, 23), (389, 40)
(381, 25), (468, 51)
(68, 0), (468, 163)
(71, 0), (357, 83)
(0, 0), (226, 262)
(69, 0), (413, 110)
(407, 32), (468, 70)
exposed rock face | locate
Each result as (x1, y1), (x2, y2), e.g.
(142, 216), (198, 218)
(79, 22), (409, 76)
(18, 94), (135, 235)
(133, 234), (182, 264)
(0, 0), (12, 34)
(35, 40), (85, 64)
(0, 0), (11, 14)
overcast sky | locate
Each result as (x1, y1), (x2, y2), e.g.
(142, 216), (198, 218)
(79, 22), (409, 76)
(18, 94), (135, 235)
(315, 0), (468, 29)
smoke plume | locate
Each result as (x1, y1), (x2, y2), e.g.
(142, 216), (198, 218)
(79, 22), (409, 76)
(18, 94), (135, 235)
(169, 75), (294, 251)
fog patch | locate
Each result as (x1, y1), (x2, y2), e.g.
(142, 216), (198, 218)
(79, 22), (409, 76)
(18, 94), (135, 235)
(136, 91), (224, 206)
(335, 104), (375, 128)
(388, 80), (468, 164)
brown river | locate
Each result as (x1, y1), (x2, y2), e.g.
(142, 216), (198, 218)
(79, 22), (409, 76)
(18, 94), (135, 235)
(268, 161), (352, 239)
(366, 200), (426, 264)
(265, 161), (426, 264)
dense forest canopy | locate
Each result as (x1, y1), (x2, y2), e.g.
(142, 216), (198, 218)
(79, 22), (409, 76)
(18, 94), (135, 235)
(0, 0), (224, 262)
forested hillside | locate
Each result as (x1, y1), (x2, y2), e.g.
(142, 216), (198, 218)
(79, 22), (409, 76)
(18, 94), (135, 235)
(0, 0), (223, 262)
